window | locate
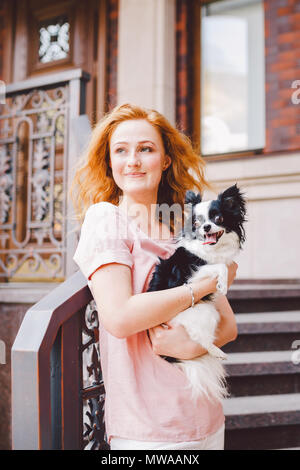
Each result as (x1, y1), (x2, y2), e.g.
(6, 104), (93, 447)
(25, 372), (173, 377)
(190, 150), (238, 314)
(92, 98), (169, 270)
(39, 15), (70, 64)
(28, 2), (74, 75)
(201, 0), (265, 155)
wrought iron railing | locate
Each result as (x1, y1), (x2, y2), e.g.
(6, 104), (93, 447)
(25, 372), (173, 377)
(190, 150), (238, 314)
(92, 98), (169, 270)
(11, 270), (109, 450)
(0, 69), (90, 282)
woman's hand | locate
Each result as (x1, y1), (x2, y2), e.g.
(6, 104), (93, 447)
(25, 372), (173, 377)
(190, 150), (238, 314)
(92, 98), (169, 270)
(148, 323), (207, 360)
(191, 261), (238, 302)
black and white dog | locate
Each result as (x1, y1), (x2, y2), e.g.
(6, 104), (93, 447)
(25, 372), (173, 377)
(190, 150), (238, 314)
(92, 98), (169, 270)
(147, 184), (246, 403)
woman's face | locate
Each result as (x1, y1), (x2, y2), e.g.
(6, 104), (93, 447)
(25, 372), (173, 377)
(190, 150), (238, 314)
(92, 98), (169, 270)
(109, 119), (171, 202)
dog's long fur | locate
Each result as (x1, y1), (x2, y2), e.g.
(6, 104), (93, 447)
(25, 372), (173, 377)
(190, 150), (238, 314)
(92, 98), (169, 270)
(147, 184), (246, 403)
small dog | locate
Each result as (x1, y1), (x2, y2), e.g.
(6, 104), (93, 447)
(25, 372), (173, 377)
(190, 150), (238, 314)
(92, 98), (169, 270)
(147, 184), (246, 403)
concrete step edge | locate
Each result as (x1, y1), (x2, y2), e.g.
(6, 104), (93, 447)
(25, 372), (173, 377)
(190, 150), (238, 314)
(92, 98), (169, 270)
(235, 311), (300, 324)
(235, 312), (300, 334)
(223, 393), (300, 416)
(225, 350), (296, 364)
(224, 350), (300, 376)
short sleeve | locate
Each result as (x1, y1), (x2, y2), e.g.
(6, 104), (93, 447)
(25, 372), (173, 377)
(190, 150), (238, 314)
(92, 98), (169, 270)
(73, 202), (134, 281)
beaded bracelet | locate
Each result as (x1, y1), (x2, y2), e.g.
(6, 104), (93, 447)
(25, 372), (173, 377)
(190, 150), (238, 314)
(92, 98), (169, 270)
(184, 282), (195, 308)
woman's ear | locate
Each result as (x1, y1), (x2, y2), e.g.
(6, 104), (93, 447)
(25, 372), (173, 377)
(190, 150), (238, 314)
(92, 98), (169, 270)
(163, 155), (171, 170)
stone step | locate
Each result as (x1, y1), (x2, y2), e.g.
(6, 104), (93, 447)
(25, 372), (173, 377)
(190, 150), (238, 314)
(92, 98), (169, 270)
(224, 393), (300, 450)
(225, 350), (298, 370)
(235, 311), (300, 331)
(223, 311), (300, 353)
(224, 350), (300, 396)
(222, 286), (300, 449)
(228, 283), (300, 313)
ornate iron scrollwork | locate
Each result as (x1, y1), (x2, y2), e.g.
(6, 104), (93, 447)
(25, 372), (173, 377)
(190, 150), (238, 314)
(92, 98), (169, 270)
(0, 85), (68, 280)
(0, 144), (13, 224)
(32, 139), (50, 222)
(81, 300), (109, 450)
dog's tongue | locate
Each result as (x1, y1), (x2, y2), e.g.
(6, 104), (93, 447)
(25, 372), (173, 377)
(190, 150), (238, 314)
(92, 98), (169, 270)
(203, 233), (217, 245)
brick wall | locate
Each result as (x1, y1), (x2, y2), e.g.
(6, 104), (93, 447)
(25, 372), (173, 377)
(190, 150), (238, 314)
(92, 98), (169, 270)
(264, 0), (300, 153)
(106, 0), (118, 111)
(0, 0), (5, 80)
(176, 0), (197, 138)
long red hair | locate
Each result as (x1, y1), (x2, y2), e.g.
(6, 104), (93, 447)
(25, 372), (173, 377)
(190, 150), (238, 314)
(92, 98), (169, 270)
(69, 103), (211, 232)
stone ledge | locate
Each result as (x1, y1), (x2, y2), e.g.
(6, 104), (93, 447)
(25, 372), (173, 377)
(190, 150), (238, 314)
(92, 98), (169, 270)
(0, 282), (61, 304)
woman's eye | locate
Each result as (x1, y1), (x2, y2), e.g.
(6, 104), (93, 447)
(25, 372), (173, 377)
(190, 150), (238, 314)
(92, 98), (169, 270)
(116, 148), (125, 154)
(140, 146), (152, 152)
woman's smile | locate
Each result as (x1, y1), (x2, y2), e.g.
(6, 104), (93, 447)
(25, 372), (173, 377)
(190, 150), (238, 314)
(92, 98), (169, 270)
(125, 172), (146, 177)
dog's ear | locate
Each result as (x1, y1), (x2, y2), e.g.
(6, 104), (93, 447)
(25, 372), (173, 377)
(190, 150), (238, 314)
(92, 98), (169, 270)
(218, 184), (246, 218)
(185, 190), (202, 206)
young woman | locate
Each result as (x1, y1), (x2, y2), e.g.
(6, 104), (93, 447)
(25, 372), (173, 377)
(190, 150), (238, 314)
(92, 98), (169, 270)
(71, 103), (238, 450)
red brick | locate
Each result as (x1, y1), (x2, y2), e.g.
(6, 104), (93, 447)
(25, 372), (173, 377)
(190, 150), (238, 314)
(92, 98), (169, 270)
(106, 0), (119, 110)
(270, 117), (297, 127)
(277, 7), (294, 16)
(277, 49), (300, 63)
(277, 30), (300, 43)
(278, 68), (300, 80)
(271, 99), (291, 109)
(270, 61), (298, 72)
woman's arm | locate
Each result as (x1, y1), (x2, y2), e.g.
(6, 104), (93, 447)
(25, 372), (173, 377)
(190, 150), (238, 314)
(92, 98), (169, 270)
(149, 295), (238, 359)
(214, 294), (238, 345)
(91, 262), (218, 338)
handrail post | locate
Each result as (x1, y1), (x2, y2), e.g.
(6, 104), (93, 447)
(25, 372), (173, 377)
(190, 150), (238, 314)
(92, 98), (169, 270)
(11, 271), (95, 449)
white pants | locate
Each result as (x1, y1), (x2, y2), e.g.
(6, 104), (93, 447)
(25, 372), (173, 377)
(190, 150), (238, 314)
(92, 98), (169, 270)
(110, 423), (225, 450)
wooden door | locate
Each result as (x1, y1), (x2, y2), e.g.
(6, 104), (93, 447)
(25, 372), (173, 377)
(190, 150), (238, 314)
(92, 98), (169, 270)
(4, 0), (107, 124)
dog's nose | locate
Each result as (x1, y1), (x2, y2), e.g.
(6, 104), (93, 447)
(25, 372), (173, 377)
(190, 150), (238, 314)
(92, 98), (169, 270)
(203, 224), (211, 233)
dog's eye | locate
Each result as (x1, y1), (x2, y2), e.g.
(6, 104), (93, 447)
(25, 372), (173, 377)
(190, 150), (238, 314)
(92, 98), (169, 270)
(215, 215), (224, 224)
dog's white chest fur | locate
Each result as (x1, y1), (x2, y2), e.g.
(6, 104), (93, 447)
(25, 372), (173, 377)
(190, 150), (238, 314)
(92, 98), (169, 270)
(168, 242), (238, 403)
(156, 185), (246, 403)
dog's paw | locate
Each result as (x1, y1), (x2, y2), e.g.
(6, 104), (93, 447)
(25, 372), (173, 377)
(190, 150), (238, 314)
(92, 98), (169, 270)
(216, 265), (228, 295)
(217, 279), (227, 295)
(207, 344), (228, 360)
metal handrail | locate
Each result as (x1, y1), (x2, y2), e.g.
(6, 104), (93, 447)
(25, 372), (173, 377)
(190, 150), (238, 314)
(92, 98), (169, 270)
(11, 270), (107, 450)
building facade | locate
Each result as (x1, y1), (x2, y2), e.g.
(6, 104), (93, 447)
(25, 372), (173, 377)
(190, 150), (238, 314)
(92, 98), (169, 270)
(0, 0), (300, 449)
(1, 0), (299, 286)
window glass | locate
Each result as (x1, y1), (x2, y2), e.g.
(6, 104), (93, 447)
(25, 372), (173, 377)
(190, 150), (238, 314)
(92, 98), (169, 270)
(201, 0), (265, 155)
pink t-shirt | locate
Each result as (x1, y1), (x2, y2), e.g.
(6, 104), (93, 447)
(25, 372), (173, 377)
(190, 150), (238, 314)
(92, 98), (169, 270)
(73, 201), (224, 443)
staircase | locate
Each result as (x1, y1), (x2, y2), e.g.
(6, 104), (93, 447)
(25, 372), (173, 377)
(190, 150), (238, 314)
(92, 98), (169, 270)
(223, 282), (300, 450)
